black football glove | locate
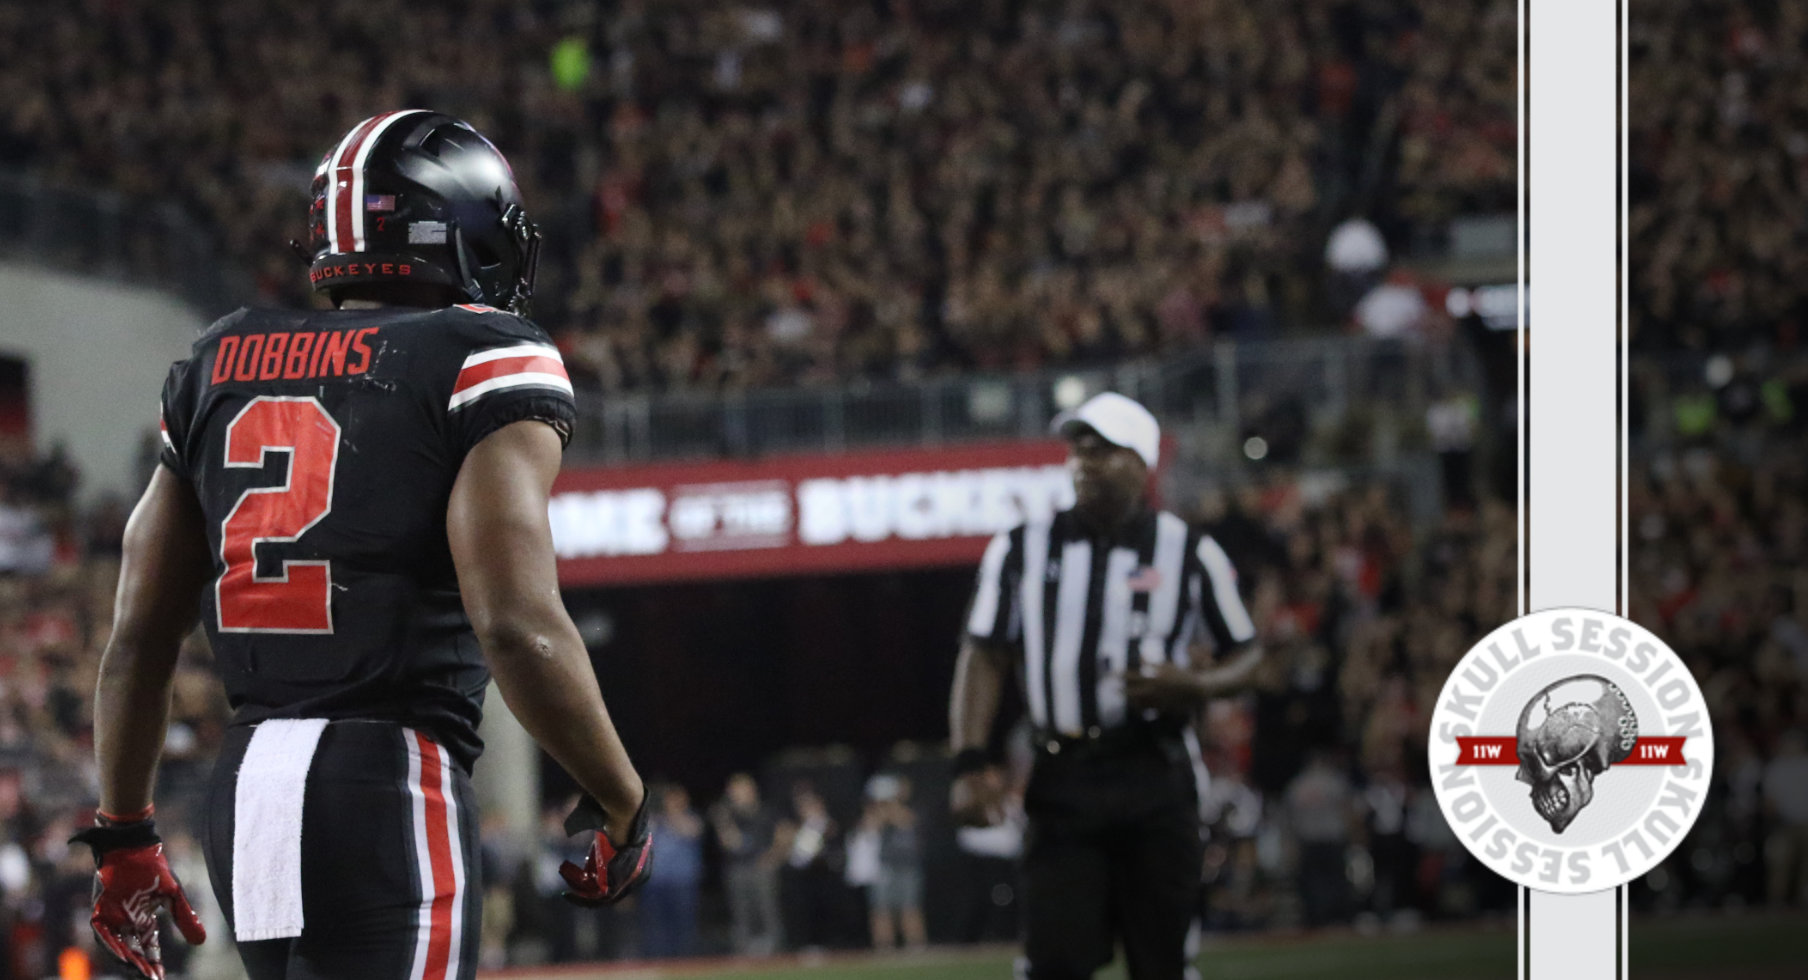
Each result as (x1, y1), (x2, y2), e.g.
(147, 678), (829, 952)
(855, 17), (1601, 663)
(558, 792), (653, 906)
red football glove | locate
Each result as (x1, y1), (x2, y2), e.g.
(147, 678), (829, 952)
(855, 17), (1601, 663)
(558, 793), (653, 906)
(70, 820), (206, 980)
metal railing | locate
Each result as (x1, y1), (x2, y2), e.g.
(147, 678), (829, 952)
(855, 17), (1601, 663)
(569, 335), (1478, 464)
(0, 168), (1481, 475)
(0, 169), (252, 315)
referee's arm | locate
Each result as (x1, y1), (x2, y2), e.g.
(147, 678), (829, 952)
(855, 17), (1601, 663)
(950, 636), (1013, 825)
(950, 635), (1012, 754)
(950, 530), (1018, 825)
(1188, 533), (1265, 695)
(1126, 532), (1265, 711)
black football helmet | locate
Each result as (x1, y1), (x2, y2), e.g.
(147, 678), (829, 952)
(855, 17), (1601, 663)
(304, 110), (541, 315)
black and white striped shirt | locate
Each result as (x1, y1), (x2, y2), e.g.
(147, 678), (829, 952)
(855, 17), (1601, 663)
(965, 508), (1256, 737)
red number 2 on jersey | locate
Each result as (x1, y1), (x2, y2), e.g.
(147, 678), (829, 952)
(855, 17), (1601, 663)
(216, 396), (340, 633)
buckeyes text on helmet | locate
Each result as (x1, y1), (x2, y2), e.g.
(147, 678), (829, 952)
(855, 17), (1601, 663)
(304, 110), (542, 315)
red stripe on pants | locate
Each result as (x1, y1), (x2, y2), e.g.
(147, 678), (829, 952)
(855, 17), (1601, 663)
(414, 731), (456, 980)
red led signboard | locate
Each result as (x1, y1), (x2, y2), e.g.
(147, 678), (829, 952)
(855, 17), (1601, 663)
(550, 441), (1075, 586)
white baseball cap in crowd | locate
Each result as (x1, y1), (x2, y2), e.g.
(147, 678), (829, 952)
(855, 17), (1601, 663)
(1052, 392), (1161, 469)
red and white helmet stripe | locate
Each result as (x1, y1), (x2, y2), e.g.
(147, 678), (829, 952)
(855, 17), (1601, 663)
(322, 110), (429, 255)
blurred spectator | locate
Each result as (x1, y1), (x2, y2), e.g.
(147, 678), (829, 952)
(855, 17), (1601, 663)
(533, 802), (586, 963)
(853, 773), (926, 951)
(1426, 389), (1480, 510)
(1763, 730), (1808, 908)
(1324, 217), (1389, 319)
(478, 812), (522, 970)
(775, 781), (853, 952)
(639, 783), (705, 959)
(0, 483), (53, 576)
(1199, 755), (1270, 933)
(1284, 748), (1359, 929)
(1354, 270), (1439, 340)
(710, 772), (782, 956)
(1358, 753), (1420, 925)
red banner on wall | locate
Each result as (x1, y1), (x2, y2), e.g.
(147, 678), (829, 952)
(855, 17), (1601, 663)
(550, 441), (1076, 586)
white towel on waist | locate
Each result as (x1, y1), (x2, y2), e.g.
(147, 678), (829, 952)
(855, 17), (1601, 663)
(232, 718), (329, 941)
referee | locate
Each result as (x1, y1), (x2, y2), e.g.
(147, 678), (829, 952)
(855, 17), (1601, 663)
(949, 392), (1263, 980)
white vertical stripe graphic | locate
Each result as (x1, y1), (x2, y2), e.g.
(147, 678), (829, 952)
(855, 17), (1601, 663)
(1138, 513), (1187, 667)
(1526, 0), (1622, 977)
(1048, 539), (1093, 735)
(1517, 0), (1529, 623)
(1020, 522), (1050, 729)
(322, 124), (365, 253)
(1516, 3), (1529, 976)
(1094, 547), (1139, 727)
(351, 111), (425, 251)
(1618, 0), (1633, 964)
(404, 734), (432, 980)
(436, 742), (466, 980)
(967, 532), (1011, 636)
(1196, 535), (1256, 643)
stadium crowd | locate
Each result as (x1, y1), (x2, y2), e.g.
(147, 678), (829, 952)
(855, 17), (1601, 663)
(1624, 0), (1808, 908)
(0, 0), (1513, 390)
(1628, 0), (1808, 356)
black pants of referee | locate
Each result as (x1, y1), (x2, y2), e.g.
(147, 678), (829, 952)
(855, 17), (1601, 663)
(201, 720), (483, 980)
(1020, 728), (1203, 980)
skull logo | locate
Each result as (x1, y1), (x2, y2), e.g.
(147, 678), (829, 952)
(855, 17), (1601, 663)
(1514, 675), (1638, 833)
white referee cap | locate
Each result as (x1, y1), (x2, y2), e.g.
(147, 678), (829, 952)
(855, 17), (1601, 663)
(1052, 392), (1160, 469)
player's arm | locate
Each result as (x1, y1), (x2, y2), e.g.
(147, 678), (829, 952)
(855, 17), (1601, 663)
(447, 419), (644, 840)
(95, 465), (213, 817)
(85, 463), (212, 975)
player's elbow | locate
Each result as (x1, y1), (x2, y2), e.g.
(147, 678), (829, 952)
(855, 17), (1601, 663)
(471, 614), (562, 665)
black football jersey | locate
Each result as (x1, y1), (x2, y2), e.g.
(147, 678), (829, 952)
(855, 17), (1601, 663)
(158, 303), (576, 771)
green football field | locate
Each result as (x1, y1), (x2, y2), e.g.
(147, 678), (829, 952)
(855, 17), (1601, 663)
(485, 912), (1804, 980)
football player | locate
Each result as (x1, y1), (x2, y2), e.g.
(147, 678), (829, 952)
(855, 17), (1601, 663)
(73, 111), (649, 980)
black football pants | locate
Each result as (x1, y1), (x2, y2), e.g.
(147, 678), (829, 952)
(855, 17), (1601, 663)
(1020, 731), (1203, 980)
(201, 720), (482, 980)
